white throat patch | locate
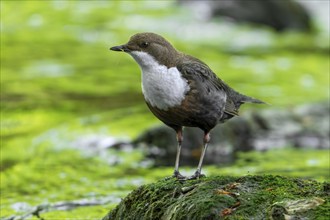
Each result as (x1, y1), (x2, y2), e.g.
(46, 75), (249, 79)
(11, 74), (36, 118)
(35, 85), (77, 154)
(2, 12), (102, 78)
(129, 51), (190, 110)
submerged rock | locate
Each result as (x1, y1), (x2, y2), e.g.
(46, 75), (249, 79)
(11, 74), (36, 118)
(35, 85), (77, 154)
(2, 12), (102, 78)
(134, 102), (329, 166)
(179, 0), (311, 32)
(103, 175), (329, 220)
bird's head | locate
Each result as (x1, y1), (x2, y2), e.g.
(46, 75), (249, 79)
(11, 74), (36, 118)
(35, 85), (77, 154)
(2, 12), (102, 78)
(110, 32), (179, 68)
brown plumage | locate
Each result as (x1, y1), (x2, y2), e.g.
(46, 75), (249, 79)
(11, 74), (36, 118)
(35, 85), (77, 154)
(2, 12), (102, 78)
(110, 32), (265, 180)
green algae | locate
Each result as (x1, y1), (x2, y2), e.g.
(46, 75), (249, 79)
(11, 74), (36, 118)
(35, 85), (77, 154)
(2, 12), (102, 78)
(2, 147), (328, 219)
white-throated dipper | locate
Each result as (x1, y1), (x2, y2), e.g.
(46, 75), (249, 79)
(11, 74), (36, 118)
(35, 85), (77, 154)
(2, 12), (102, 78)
(110, 32), (265, 180)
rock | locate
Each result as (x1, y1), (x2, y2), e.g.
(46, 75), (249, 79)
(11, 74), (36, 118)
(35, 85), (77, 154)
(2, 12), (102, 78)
(179, 0), (311, 32)
(270, 197), (325, 220)
(102, 175), (329, 220)
(134, 102), (329, 166)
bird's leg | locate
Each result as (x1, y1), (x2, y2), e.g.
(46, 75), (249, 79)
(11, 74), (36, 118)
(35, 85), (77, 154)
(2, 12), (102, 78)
(173, 127), (185, 179)
(187, 132), (210, 180)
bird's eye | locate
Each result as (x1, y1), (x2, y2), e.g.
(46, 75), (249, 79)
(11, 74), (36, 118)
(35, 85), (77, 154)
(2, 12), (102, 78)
(140, 42), (149, 48)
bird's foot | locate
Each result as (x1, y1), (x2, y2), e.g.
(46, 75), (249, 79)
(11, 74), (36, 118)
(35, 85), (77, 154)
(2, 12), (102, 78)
(186, 171), (206, 180)
(166, 171), (205, 181)
(172, 170), (186, 180)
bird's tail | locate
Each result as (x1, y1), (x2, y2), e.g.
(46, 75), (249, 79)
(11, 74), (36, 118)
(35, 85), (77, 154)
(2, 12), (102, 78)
(240, 95), (266, 104)
(221, 81), (267, 106)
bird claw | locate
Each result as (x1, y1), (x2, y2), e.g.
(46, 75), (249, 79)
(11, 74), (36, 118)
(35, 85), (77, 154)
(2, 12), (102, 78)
(170, 171), (206, 181)
(172, 171), (186, 180)
(186, 171), (205, 180)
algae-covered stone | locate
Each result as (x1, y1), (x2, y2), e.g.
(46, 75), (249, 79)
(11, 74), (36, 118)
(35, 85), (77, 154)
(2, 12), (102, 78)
(270, 197), (325, 220)
(103, 175), (329, 220)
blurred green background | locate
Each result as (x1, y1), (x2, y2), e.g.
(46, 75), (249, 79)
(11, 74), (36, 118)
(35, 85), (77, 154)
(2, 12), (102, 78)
(1, 1), (329, 219)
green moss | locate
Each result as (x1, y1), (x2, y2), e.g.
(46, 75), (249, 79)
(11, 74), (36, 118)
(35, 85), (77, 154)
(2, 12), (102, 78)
(104, 175), (329, 220)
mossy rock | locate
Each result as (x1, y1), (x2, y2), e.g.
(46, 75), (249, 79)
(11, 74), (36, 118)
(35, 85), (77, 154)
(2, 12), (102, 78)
(103, 175), (329, 220)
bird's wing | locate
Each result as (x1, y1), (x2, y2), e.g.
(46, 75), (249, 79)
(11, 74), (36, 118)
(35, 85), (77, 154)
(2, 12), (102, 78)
(224, 99), (239, 116)
(177, 60), (239, 116)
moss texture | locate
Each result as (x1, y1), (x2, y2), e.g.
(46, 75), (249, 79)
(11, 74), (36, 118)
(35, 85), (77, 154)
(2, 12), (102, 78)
(103, 175), (329, 220)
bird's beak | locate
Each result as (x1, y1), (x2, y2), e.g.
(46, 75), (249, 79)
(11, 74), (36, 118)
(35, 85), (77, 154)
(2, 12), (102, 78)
(110, 44), (130, 52)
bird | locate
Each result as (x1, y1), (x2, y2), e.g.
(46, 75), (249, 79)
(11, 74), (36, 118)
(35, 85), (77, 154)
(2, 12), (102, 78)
(110, 32), (265, 180)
